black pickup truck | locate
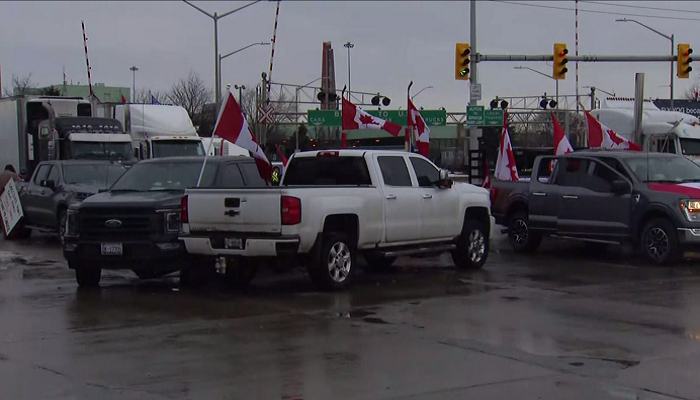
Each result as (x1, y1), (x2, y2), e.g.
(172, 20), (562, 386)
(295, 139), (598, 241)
(62, 156), (266, 287)
(491, 150), (700, 265)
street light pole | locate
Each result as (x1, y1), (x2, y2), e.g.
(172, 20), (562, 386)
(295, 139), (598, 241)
(344, 42), (354, 100)
(183, 0), (263, 105)
(218, 41), (270, 97)
(411, 86), (434, 101)
(514, 66), (559, 118)
(616, 18), (674, 110)
(130, 66), (138, 102)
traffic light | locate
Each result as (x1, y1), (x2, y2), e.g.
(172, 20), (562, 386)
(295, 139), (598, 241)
(455, 43), (471, 81)
(678, 43), (693, 79)
(553, 43), (569, 80)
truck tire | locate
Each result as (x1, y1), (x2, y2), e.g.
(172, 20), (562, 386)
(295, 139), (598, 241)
(508, 211), (542, 254)
(308, 232), (356, 291)
(452, 218), (489, 270)
(640, 218), (682, 266)
(224, 257), (257, 289)
(73, 262), (101, 288)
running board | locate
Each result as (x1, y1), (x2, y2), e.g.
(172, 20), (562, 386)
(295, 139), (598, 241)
(381, 244), (456, 258)
(550, 235), (620, 245)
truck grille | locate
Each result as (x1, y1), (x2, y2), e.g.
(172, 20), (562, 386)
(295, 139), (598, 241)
(78, 208), (159, 238)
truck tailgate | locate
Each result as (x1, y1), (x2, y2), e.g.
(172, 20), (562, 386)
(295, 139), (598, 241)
(185, 188), (282, 234)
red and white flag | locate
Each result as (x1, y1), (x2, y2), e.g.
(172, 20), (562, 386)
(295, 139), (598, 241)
(494, 112), (519, 181)
(407, 98), (430, 157)
(213, 91), (272, 181)
(552, 112), (573, 155)
(342, 98), (402, 137)
(585, 110), (642, 151)
(481, 154), (491, 189)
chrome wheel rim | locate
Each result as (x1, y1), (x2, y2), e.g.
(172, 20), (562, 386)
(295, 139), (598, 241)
(645, 227), (669, 260)
(327, 242), (351, 283)
(511, 219), (528, 245)
(468, 229), (486, 263)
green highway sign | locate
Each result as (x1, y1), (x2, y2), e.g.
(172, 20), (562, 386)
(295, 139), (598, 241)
(466, 106), (484, 126)
(307, 109), (447, 127)
(466, 106), (504, 127)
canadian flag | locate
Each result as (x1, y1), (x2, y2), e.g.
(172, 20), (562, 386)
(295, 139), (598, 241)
(342, 98), (402, 137)
(407, 98), (430, 157)
(494, 112), (519, 181)
(585, 110), (642, 151)
(552, 112), (573, 155)
(121, 94), (127, 104)
(213, 91), (272, 181)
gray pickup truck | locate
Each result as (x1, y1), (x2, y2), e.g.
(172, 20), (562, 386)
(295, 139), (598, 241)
(17, 160), (127, 239)
(63, 156), (266, 287)
(491, 150), (700, 265)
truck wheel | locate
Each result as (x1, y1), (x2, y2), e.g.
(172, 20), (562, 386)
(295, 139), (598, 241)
(73, 263), (101, 288)
(308, 233), (356, 291)
(224, 257), (257, 289)
(452, 219), (489, 270)
(640, 218), (682, 266)
(508, 211), (542, 254)
(364, 253), (397, 271)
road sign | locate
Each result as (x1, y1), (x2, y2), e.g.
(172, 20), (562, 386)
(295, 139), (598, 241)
(258, 105), (275, 124)
(484, 109), (505, 126)
(466, 106), (484, 126)
(466, 106), (504, 127)
(307, 109), (447, 127)
(0, 180), (24, 237)
(470, 83), (482, 101)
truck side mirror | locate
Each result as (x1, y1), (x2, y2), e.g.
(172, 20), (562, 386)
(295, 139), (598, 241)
(438, 169), (453, 189)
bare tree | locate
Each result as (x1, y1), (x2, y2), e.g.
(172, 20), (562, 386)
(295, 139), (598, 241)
(41, 86), (62, 96)
(684, 76), (700, 100)
(168, 71), (213, 118)
(3, 73), (35, 96)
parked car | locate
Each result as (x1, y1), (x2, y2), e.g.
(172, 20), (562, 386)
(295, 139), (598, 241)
(62, 156), (266, 287)
(17, 160), (127, 239)
(180, 149), (494, 290)
(491, 150), (700, 265)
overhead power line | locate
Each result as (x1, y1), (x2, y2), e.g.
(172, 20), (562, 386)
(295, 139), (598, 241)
(489, 1), (700, 22)
(582, 1), (700, 15)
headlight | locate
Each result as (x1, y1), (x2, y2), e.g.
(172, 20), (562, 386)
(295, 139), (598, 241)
(680, 199), (700, 222)
(165, 212), (181, 233)
(66, 209), (78, 236)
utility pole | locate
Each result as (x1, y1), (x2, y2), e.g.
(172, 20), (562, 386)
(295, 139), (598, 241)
(130, 66), (138, 102)
(469, 0), (481, 174)
(344, 42), (354, 101)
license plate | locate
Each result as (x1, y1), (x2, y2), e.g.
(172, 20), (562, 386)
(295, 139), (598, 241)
(101, 243), (123, 256)
(224, 238), (244, 250)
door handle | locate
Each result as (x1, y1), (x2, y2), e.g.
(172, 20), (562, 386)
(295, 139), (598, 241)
(386, 195), (397, 200)
(532, 192), (546, 197)
(422, 194), (433, 199)
(563, 195), (578, 199)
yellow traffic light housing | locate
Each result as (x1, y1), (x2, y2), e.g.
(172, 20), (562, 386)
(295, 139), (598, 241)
(455, 43), (471, 81)
(678, 43), (693, 79)
(553, 43), (569, 80)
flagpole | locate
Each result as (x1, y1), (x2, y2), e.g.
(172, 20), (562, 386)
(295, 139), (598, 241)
(196, 89), (229, 186)
(406, 81), (413, 152)
(341, 85), (347, 149)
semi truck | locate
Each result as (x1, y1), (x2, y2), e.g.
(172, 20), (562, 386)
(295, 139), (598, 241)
(590, 97), (700, 161)
(0, 96), (135, 177)
(104, 104), (206, 159)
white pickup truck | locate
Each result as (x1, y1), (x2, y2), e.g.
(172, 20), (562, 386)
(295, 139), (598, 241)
(179, 150), (494, 290)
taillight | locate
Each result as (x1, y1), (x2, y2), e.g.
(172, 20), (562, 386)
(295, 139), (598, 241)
(281, 196), (301, 225)
(181, 195), (188, 224)
(317, 151), (339, 157)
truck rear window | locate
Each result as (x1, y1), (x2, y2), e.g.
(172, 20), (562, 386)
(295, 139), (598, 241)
(283, 156), (371, 186)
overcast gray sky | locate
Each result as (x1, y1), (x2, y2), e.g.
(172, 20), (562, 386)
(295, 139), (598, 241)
(1, 1), (699, 112)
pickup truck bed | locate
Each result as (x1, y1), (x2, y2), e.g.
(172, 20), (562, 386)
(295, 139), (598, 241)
(181, 149), (495, 290)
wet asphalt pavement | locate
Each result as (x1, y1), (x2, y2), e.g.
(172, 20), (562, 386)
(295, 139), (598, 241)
(2, 234), (700, 399)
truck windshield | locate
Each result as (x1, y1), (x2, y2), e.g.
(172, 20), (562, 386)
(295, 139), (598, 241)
(109, 161), (217, 192)
(152, 141), (205, 158)
(71, 142), (133, 161)
(63, 164), (127, 188)
(283, 156), (371, 186)
(625, 155), (700, 183)
(679, 138), (700, 156)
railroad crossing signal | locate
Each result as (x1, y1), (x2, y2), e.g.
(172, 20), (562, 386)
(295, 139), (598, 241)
(455, 43), (471, 81)
(677, 43), (693, 79)
(553, 43), (569, 80)
(258, 105), (275, 124)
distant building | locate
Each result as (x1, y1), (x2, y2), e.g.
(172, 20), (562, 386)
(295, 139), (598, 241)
(14, 82), (130, 102)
